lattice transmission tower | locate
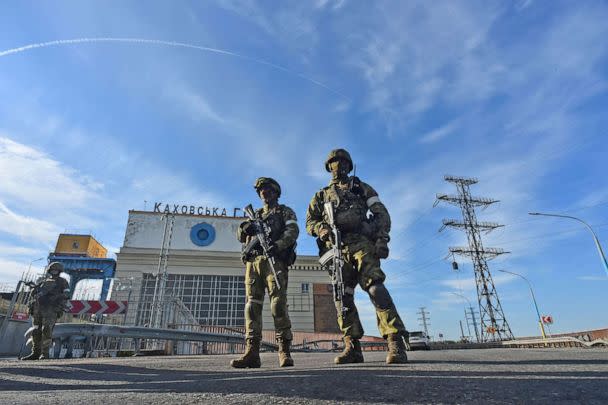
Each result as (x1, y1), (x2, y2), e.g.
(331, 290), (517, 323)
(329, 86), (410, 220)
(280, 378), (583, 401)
(435, 175), (514, 341)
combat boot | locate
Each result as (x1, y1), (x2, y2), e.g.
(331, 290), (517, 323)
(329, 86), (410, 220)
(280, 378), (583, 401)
(386, 333), (408, 364)
(20, 349), (41, 361)
(334, 336), (364, 364)
(277, 338), (294, 367)
(21, 328), (42, 360)
(230, 338), (261, 368)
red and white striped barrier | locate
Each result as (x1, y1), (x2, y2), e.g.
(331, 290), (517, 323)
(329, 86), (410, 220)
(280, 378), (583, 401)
(67, 300), (128, 315)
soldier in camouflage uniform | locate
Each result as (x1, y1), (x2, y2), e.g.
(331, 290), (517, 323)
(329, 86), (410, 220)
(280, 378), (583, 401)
(306, 149), (408, 364)
(231, 177), (299, 368)
(21, 262), (70, 360)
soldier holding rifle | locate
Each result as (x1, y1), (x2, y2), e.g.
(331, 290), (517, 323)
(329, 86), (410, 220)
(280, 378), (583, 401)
(306, 149), (408, 364)
(231, 177), (299, 368)
(21, 262), (70, 360)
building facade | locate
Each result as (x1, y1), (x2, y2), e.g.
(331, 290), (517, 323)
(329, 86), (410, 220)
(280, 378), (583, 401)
(112, 210), (338, 333)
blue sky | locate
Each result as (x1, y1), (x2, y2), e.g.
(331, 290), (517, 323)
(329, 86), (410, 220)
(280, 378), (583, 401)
(0, 0), (607, 340)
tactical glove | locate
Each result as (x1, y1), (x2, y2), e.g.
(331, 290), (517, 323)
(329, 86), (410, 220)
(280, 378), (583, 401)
(242, 221), (257, 236)
(318, 226), (331, 242)
(375, 239), (389, 259)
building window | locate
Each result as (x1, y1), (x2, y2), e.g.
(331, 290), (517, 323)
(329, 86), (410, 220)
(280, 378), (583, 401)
(289, 284), (311, 312)
(136, 273), (246, 327)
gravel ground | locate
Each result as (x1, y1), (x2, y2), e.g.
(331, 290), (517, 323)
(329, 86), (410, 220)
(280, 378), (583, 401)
(1, 348), (607, 404)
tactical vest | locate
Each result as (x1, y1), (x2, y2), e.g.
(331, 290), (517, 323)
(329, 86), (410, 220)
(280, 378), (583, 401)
(322, 180), (368, 234)
(242, 205), (297, 265)
(256, 205), (287, 243)
(32, 277), (66, 309)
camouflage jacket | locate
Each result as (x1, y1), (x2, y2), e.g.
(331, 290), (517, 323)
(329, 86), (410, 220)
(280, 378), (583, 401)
(237, 204), (299, 261)
(30, 276), (70, 311)
(306, 177), (391, 244)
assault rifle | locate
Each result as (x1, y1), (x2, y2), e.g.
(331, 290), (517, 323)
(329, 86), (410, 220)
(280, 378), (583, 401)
(318, 201), (346, 315)
(244, 204), (282, 290)
(25, 281), (44, 299)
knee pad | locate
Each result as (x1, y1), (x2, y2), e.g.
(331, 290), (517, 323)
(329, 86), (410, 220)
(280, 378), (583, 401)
(367, 282), (393, 310)
(271, 296), (288, 318)
(245, 298), (263, 318)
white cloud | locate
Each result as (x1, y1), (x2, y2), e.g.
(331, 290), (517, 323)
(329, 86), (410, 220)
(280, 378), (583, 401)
(345, 2), (502, 121)
(419, 119), (460, 144)
(216, 0), (324, 57)
(315, 0), (346, 10)
(576, 189), (608, 209)
(0, 136), (103, 212)
(0, 201), (59, 244)
(0, 258), (32, 285)
(0, 244), (42, 257)
(439, 276), (476, 292)
(164, 83), (226, 125)
(433, 272), (518, 310)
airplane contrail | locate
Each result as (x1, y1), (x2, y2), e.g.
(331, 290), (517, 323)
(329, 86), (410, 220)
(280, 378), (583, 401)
(0, 37), (351, 101)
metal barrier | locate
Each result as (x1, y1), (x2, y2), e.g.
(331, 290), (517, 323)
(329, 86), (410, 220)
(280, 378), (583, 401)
(23, 323), (280, 358)
(501, 336), (608, 348)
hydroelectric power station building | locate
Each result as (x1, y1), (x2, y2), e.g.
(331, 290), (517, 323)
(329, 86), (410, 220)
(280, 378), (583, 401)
(111, 209), (339, 334)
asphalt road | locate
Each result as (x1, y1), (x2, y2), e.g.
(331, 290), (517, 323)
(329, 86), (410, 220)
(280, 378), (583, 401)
(0, 348), (607, 404)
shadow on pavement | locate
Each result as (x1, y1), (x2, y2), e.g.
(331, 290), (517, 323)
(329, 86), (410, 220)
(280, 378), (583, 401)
(413, 358), (608, 366)
(1, 362), (607, 403)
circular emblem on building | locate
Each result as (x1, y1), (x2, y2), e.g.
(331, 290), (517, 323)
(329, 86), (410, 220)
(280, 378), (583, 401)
(190, 222), (216, 247)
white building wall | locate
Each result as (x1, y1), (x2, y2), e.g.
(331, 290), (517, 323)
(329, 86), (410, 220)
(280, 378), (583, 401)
(113, 210), (330, 332)
(124, 211), (243, 252)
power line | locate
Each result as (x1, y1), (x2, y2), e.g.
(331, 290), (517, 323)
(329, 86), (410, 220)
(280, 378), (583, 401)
(397, 229), (449, 258)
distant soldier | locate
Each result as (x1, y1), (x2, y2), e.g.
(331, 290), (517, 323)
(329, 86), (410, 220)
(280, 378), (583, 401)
(306, 149), (409, 364)
(21, 262), (70, 360)
(231, 177), (299, 368)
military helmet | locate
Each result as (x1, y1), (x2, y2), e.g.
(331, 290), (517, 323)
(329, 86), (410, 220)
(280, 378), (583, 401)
(325, 148), (353, 172)
(46, 262), (64, 274)
(254, 177), (281, 197)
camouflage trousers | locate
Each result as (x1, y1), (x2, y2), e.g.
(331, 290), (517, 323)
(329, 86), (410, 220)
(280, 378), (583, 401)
(333, 237), (407, 339)
(31, 308), (59, 355)
(244, 256), (292, 341)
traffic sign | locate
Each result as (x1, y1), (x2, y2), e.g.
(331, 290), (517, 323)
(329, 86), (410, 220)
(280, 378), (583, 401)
(67, 300), (128, 315)
(541, 315), (553, 324)
(12, 312), (29, 320)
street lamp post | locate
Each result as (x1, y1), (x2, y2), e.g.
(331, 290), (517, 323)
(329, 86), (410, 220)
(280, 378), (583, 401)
(498, 269), (547, 339)
(529, 212), (608, 277)
(450, 292), (480, 343)
(26, 257), (45, 276)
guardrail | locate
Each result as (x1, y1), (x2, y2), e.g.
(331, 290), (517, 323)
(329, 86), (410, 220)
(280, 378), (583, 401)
(23, 324), (608, 359)
(50, 323), (245, 344)
(23, 323), (279, 358)
(501, 336), (608, 348)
